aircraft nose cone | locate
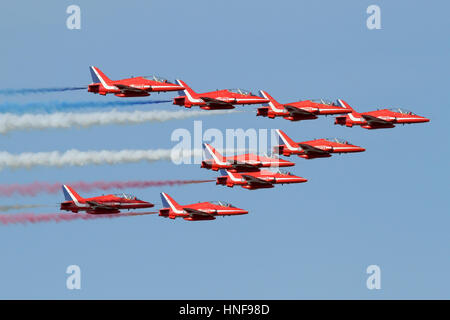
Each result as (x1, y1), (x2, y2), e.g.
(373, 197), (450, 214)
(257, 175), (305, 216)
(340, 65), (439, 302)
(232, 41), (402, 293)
(281, 159), (295, 166)
(143, 201), (154, 207)
(296, 177), (308, 183)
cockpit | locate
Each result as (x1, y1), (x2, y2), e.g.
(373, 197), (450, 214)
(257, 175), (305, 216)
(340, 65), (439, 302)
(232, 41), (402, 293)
(142, 75), (173, 83)
(309, 98), (338, 106)
(278, 169), (292, 175)
(210, 200), (235, 207)
(324, 137), (351, 144)
(228, 88), (254, 96)
(388, 108), (416, 115)
(114, 193), (140, 201)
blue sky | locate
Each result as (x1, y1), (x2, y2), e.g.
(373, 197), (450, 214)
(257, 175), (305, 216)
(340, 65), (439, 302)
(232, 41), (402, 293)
(0, 0), (448, 299)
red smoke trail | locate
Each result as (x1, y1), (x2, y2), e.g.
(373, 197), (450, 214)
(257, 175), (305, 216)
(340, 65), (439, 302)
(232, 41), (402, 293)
(0, 180), (214, 197)
(0, 212), (157, 226)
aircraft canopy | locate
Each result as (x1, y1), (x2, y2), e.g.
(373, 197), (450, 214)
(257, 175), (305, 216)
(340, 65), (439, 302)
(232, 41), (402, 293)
(114, 193), (140, 201)
(210, 200), (235, 207)
(324, 137), (351, 144)
(228, 88), (253, 96)
(388, 108), (416, 115)
(309, 98), (338, 106)
(143, 75), (172, 83)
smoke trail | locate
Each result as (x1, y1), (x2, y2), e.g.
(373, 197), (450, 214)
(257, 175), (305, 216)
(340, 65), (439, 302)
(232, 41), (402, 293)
(0, 109), (238, 134)
(0, 212), (157, 226)
(0, 99), (172, 113)
(0, 148), (201, 170)
(0, 87), (87, 95)
(0, 147), (254, 171)
(0, 204), (45, 212)
(0, 180), (214, 197)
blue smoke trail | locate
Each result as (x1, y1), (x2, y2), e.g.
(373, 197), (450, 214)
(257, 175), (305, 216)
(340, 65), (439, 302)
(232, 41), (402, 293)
(0, 99), (172, 113)
(0, 86), (87, 95)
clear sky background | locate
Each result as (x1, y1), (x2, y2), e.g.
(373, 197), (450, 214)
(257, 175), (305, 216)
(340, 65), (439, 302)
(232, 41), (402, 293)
(0, 0), (448, 299)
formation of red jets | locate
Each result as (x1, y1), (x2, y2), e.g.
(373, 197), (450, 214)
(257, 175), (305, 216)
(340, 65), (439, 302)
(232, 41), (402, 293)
(86, 66), (429, 128)
(58, 66), (430, 221)
(60, 185), (246, 221)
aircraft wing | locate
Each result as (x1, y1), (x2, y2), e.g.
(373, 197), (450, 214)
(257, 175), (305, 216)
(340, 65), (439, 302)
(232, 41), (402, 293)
(123, 211), (158, 216)
(183, 207), (213, 217)
(241, 175), (273, 186)
(86, 201), (117, 210)
(115, 84), (148, 94)
(362, 114), (392, 126)
(200, 97), (234, 108)
(227, 160), (259, 171)
(298, 143), (329, 155)
(284, 105), (315, 117)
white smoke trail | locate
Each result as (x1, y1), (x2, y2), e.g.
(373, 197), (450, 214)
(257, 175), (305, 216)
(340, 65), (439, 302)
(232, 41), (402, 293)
(0, 109), (238, 134)
(0, 204), (45, 212)
(0, 149), (176, 170)
(0, 148), (253, 171)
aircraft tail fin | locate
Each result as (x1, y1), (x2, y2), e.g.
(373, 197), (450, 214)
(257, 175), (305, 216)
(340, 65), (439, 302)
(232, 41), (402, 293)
(160, 192), (183, 211)
(337, 99), (358, 114)
(203, 143), (227, 165)
(334, 100), (359, 126)
(175, 79), (199, 100)
(62, 185), (84, 202)
(89, 66), (113, 86)
(275, 129), (299, 149)
(259, 90), (285, 112)
(173, 78), (185, 96)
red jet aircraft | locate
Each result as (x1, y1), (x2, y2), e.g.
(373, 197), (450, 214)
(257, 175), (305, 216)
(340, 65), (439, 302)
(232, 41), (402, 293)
(216, 169), (307, 190)
(335, 106), (430, 129)
(201, 143), (295, 172)
(172, 80), (269, 110)
(274, 129), (365, 159)
(60, 185), (154, 214)
(87, 66), (184, 97)
(256, 90), (352, 121)
(158, 192), (248, 221)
